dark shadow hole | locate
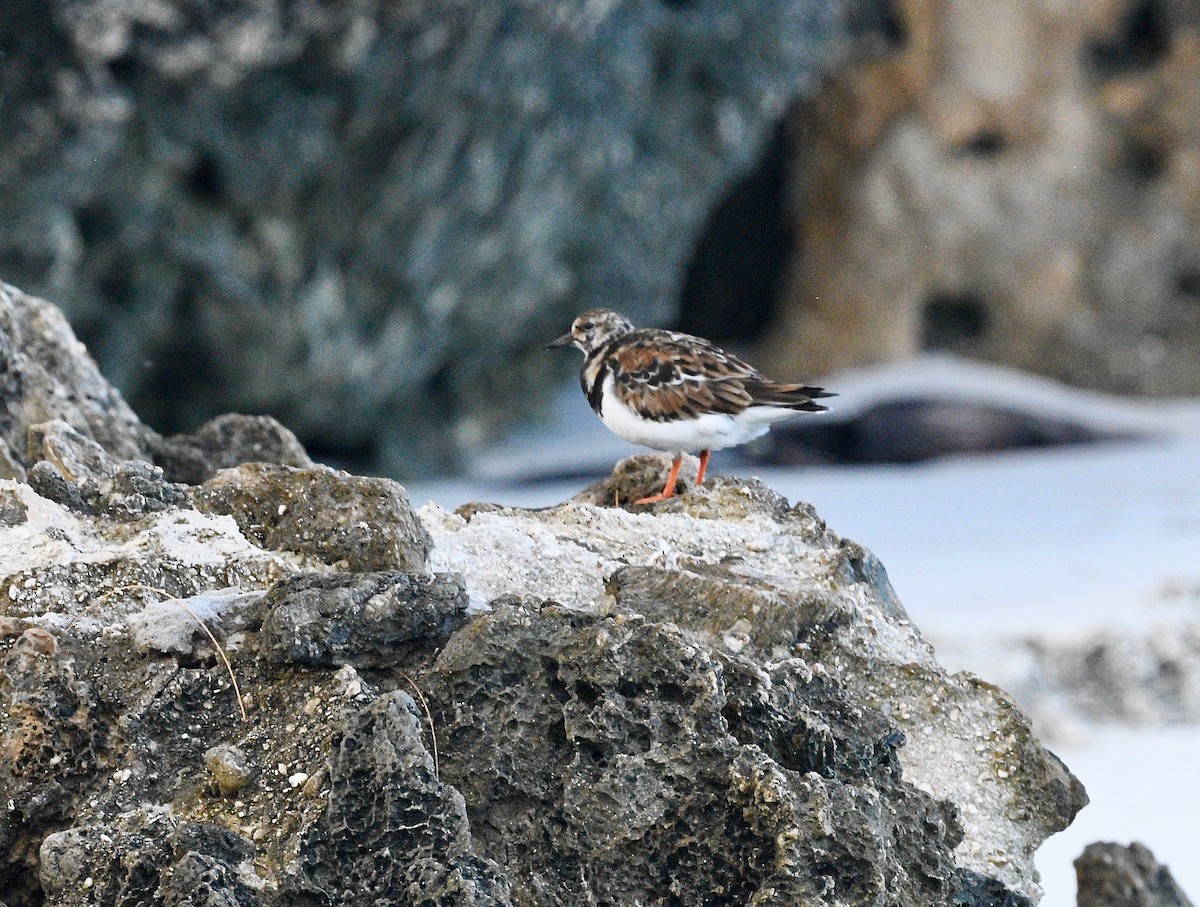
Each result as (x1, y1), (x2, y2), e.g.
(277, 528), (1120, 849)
(577, 738), (608, 767)
(98, 270), (135, 312)
(1084, 0), (1171, 77)
(574, 680), (601, 707)
(106, 54), (142, 83)
(546, 674), (570, 704)
(849, 0), (909, 50)
(876, 0), (908, 48)
(677, 119), (793, 343)
(688, 63), (719, 94)
(1176, 270), (1200, 300)
(657, 681), (686, 704)
(545, 716), (568, 748)
(185, 154), (224, 201)
(776, 397), (1123, 465)
(920, 293), (989, 351)
(421, 362), (455, 401)
(617, 679), (642, 700)
(132, 289), (221, 434)
(958, 130), (1007, 159)
(76, 201), (117, 247)
(300, 437), (378, 475)
(652, 42), (673, 84)
(1122, 137), (1168, 181)
(720, 702), (755, 747)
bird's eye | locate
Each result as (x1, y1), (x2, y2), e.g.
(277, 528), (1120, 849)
(579, 321), (594, 331)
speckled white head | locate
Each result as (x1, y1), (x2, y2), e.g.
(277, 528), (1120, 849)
(545, 309), (635, 355)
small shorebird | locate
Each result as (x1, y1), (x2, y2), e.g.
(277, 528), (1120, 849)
(546, 309), (832, 504)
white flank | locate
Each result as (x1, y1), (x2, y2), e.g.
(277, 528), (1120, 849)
(597, 374), (800, 452)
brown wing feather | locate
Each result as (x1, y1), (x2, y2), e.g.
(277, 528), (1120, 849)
(610, 332), (757, 422)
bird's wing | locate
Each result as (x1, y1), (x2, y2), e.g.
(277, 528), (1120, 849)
(609, 332), (756, 421)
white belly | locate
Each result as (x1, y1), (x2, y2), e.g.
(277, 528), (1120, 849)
(597, 375), (799, 453)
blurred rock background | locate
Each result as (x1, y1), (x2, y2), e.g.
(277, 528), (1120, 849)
(2, 0), (1199, 478)
(692, 0), (1200, 393)
(0, 0), (855, 475)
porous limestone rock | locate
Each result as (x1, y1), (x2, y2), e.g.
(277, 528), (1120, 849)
(1, 449), (1088, 906)
(0, 477), (298, 628)
(259, 571), (467, 668)
(282, 691), (512, 905)
(421, 465), (1087, 901)
(39, 813), (267, 907)
(191, 462), (432, 573)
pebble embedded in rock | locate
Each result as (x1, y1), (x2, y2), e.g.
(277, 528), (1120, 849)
(204, 745), (252, 797)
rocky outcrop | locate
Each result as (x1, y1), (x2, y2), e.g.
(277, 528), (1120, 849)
(0, 283), (311, 484)
(1075, 842), (1194, 907)
(1, 463), (1087, 907)
(0, 286), (1086, 905)
(0, 0), (858, 475)
(422, 469), (1086, 903)
(757, 0), (1200, 397)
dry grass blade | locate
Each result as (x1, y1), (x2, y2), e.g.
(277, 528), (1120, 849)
(174, 598), (248, 722)
(109, 583), (248, 722)
(399, 671), (440, 782)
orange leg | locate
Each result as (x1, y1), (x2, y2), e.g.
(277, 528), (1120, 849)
(695, 449), (711, 486)
(635, 455), (683, 505)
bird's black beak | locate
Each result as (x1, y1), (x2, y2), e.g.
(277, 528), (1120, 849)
(545, 332), (575, 350)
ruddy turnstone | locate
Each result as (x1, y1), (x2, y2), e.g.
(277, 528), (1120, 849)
(546, 309), (832, 504)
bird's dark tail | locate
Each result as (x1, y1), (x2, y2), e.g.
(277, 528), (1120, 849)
(744, 380), (834, 412)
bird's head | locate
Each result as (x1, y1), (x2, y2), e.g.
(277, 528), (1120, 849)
(545, 309), (635, 354)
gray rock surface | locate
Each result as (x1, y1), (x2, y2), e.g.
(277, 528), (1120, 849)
(283, 691), (512, 905)
(204, 744), (253, 798)
(260, 571), (467, 668)
(431, 600), (963, 905)
(129, 588), (267, 655)
(422, 474), (1087, 902)
(0, 1), (854, 475)
(1075, 842), (1194, 907)
(0, 282), (312, 482)
(0, 445), (1090, 906)
(152, 414), (313, 486)
(40, 815), (265, 907)
(192, 462), (433, 573)
(0, 282), (153, 464)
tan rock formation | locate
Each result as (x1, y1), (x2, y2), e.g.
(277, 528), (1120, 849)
(760, 0), (1200, 396)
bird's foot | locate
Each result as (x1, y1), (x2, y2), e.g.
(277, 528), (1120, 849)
(634, 487), (678, 505)
(634, 455), (684, 505)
